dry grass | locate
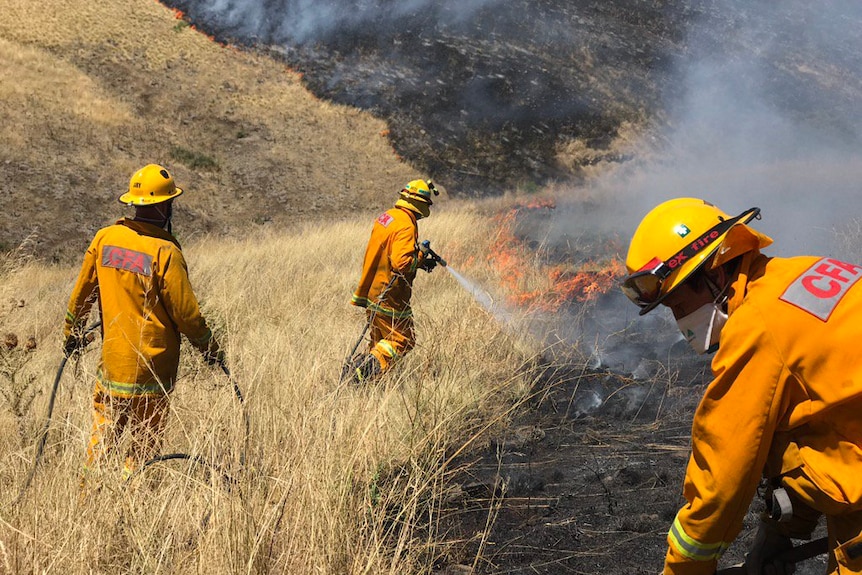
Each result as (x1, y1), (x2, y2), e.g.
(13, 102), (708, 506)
(0, 207), (546, 574)
(0, 2), (601, 571)
(0, 0), (421, 263)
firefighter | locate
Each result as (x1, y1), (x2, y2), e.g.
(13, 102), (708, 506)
(64, 164), (223, 481)
(348, 179), (440, 384)
(620, 198), (862, 575)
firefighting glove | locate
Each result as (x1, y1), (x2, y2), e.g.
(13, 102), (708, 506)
(418, 256), (438, 273)
(63, 334), (86, 358)
(745, 517), (796, 575)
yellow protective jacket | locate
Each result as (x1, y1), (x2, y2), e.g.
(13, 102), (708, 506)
(64, 218), (215, 397)
(665, 251), (862, 574)
(351, 207), (420, 318)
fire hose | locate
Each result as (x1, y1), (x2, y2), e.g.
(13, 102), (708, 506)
(419, 240), (448, 268)
(12, 320), (103, 505)
(11, 320), (248, 500)
(340, 275), (397, 383)
(715, 536), (829, 574)
(126, 359), (248, 486)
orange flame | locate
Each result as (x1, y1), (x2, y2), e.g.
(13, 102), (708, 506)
(487, 202), (624, 312)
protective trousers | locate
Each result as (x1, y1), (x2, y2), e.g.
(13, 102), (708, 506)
(778, 470), (862, 574)
(86, 384), (169, 480)
(368, 310), (415, 372)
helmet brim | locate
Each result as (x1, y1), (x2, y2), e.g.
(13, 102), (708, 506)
(400, 190), (433, 206)
(118, 187), (183, 206)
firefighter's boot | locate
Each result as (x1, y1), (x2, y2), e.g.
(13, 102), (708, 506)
(353, 354), (382, 385)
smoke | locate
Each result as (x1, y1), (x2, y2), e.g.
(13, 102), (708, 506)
(169, 0), (862, 374)
(587, 0), (862, 259)
(177, 0), (500, 44)
(518, 0), (862, 373)
(167, 0), (669, 192)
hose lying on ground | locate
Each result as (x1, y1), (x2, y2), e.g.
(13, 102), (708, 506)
(125, 453), (238, 488)
(11, 321), (102, 505)
(11, 332), (249, 501)
(126, 360), (248, 487)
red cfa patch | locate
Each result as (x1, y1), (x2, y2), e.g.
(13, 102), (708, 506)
(780, 257), (862, 321)
(101, 245), (154, 276)
(376, 212), (394, 227)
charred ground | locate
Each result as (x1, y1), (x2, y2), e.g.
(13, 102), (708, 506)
(165, 0), (862, 195)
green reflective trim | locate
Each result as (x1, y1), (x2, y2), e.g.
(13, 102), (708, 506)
(98, 372), (171, 397)
(377, 340), (398, 360)
(351, 295), (369, 307)
(367, 302), (412, 318)
(668, 515), (729, 561)
(65, 310), (76, 323)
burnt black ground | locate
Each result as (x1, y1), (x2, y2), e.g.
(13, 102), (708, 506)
(165, 0), (862, 196)
(435, 359), (828, 575)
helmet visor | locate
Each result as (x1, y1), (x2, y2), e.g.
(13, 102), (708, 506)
(621, 207), (760, 314)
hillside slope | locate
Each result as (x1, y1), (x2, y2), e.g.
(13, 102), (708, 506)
(168, 0), (862, 197)
(0, 0), (420, 263)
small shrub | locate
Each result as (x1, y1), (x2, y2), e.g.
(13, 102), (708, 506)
(169, 146), (219, 171)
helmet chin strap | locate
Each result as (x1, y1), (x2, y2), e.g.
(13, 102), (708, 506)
(133, 202), (173, 232)
(704, 270), (731, 310)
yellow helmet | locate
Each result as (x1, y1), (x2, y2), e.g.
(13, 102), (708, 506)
(621, 198), (770, 315)
(118, 164), (183, 206)
(400, 179), (438, 205)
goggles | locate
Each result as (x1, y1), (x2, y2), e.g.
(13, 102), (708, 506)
(621, 207), (760, 314)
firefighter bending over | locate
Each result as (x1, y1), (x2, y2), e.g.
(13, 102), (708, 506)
(349, 179), (440, 384)
(64, 164), (223, 481)
(621, 198), (862, 575)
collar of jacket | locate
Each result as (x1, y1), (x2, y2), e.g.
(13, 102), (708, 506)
(119, 217), (182, 248)
(727, 251), (769, 315)
(394, 206), (419, 224)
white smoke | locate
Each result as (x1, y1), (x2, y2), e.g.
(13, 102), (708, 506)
(186, 0), (502, 44)
(175, 0), (862, 372)
(586, 0), (862, 260)
(529, 0), (862, 372)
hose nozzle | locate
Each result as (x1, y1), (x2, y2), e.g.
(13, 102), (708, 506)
(420, 239), (447, 267)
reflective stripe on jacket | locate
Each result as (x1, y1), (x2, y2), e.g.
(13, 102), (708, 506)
(64, 218), (214, 396)
(665, 251), (862, 574)
(351, 207), (419, 315)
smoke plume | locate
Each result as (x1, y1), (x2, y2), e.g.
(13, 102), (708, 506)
(168, 0), (862, 375)
(507, 0), (862, 374)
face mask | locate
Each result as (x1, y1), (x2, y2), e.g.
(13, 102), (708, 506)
(675, 302), (728, 355)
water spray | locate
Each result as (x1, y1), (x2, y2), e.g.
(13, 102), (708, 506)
(426, 243), (517, 328)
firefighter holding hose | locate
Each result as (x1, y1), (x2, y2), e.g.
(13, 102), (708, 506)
(64, 164), (223, 482)
(621, 198), (862, 575)
(347, 179), (440, 384)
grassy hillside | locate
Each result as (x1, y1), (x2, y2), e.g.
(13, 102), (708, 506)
(0, 1), (649, 573)
(0, 3), (547, 571)
(0, 207), (549, 573)
(0, 0), (422, 263)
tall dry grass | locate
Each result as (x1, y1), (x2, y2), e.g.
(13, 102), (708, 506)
(0, 206), (543, 574)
